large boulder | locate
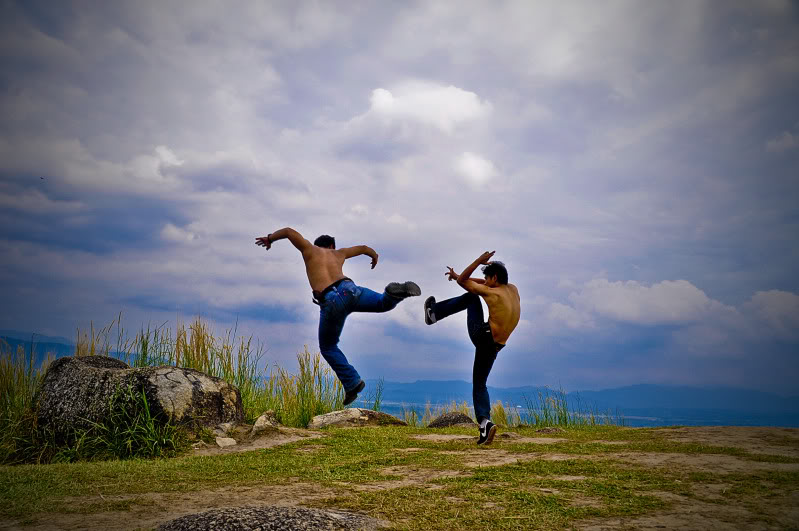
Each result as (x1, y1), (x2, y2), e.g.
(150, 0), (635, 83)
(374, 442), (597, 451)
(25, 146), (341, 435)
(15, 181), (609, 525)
(36, 356), (243, 438)
(307, 408), (406, 429)
(428, 411), (476, 428)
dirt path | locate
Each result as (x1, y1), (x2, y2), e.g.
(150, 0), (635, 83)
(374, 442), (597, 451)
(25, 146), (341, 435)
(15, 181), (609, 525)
(3, 426), (798, 530)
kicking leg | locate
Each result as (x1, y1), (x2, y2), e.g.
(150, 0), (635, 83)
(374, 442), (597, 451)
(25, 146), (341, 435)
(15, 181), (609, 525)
(352, 284), (419, 313)
(427, 291), (483, 323)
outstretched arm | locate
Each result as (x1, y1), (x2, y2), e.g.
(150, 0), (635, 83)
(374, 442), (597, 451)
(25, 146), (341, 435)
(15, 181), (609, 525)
(445, 267), (485, 284)
(255, 227), (312, 253)
(455, 251), (495, 294)
(339, 245), (379, 269)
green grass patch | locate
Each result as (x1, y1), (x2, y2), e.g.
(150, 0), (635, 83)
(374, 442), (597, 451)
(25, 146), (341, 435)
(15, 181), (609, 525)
(2, 425), (798, 529)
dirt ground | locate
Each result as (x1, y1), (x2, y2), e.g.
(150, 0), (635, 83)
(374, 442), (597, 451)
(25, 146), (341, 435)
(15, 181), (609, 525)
(3, 426), (798, 530)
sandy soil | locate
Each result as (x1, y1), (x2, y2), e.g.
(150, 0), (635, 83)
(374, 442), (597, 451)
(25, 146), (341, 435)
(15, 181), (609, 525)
(3, 426), (798, 530)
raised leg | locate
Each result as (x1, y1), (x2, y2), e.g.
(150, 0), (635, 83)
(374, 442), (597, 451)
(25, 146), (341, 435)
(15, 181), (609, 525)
(432, 292), (488, 347)
(351, 285), (401, 313)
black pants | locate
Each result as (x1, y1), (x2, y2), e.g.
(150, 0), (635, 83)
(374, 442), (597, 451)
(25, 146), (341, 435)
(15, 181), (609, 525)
(432, 292), (504, 422)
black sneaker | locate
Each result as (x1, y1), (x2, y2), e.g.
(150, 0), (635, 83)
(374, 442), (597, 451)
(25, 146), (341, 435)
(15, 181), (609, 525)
(385, 281), (421, 299)
(477, 421), (497, 445)
(343, 380), (365, 406)
(424, 296), (437, 325)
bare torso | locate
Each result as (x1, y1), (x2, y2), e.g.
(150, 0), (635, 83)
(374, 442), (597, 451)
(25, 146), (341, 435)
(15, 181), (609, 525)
(301, 246), (348, 293)
(480, 283), (521, 345)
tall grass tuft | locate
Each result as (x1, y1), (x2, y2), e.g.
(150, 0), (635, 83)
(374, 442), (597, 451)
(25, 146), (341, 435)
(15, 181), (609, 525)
(269, 346), (344, 428)
(361, 378), (384, 411)
(523, 387), (622, 428)
(490, 400), (522, 428)
(0, 342), (54, 464)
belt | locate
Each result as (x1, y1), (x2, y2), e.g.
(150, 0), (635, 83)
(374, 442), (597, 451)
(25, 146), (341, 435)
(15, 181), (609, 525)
(312, 277), (352, 305)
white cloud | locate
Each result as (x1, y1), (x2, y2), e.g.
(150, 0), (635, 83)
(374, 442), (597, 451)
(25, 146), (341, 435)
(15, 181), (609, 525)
(155, 146), (184, 167)
(386, 213), (417, 230)
(455, 152), (497, 187)
(368, 81), (492, 133)
(547, 302), (594, 329)
(766, 131), (798, 152)
(160, 223), (198, 243)
(569, 279), (726, 326)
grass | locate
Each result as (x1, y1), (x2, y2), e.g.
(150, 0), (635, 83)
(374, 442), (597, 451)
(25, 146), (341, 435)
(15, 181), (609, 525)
(53, 385), (189, 463)
(1, 314), (623, 466)
(2, 424), (796, 529)
(523, 388), (623, 428)
(0, 315), (349, 464)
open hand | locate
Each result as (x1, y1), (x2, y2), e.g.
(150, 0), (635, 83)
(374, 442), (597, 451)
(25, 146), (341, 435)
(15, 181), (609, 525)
(478, 251), (496, 265)
(255, 236), (272, 250)
(445, 266), (458, 281)
(370, 253), (379, 269)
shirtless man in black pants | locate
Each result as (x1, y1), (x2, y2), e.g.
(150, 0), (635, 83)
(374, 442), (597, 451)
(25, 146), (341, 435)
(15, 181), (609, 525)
(424, 251), (520, 444)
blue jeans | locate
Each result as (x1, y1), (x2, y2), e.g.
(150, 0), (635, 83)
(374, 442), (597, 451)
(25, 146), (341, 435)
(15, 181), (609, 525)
(432, 292), (504, 423)
(317, 280), (401, 392)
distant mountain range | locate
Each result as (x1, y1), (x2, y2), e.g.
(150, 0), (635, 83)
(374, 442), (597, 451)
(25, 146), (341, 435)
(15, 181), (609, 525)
(0, 329), (74, 345)
(3, 332), (798, 427)
(368, 379), (799, 414)
(0, 332), (76, 360)
(368, 379), (799, 427)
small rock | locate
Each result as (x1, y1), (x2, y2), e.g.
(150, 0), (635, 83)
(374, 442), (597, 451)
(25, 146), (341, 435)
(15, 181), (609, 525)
(308, 408), (406, 429)
(216, 437), (237, 448)
(213, 429), (226, 437)
(217, 422), (235, 433)
(250, 411), (281, 438)
(428, 411), (476, 428)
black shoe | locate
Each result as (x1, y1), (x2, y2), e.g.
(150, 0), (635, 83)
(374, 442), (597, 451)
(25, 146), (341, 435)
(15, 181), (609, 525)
(343, 380), (365, 406)
(477, 421), (497, 445)
(424, 296), (437, 325)
(385, 281), (421, 299)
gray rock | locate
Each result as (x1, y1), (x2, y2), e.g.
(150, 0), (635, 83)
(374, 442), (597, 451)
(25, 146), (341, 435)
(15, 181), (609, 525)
(215, 437), (237, 448)
(250, 411), (281, 438)
(36, 356), (243, 438)
(217, 422), (236, 433)
(428, 411), (476, 428)
(158, 505), (382, 530)
(307, 408), (406, 429)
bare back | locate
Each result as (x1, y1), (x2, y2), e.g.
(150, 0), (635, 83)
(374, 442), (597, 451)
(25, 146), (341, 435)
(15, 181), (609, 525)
(480, 283), (521, 345)
(301, 246), (348, 293)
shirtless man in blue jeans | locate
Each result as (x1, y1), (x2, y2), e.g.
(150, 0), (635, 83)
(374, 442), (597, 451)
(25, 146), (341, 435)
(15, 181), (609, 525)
(424, 251), (521, 445)
(256, 228), (420, 405)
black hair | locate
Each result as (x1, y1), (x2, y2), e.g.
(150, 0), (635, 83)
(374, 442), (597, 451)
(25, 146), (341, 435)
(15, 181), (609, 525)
(313, 235), (336, 248)
(481, 261), (508, 284)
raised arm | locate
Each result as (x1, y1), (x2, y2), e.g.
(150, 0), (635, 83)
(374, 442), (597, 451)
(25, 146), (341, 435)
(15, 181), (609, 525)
(455, 251), (495, 294)
(255, 227), (312, 253)
(338, 245), (379, 269)
(445, 267), (485, 284)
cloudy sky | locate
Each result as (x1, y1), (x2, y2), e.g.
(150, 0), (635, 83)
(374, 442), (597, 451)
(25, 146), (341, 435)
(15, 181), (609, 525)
(1, 1), (798, 395)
